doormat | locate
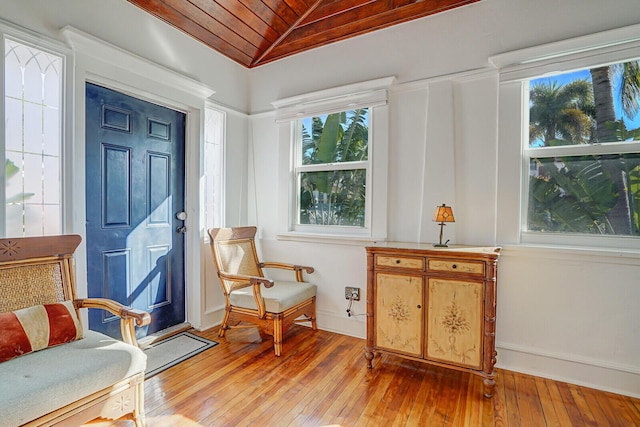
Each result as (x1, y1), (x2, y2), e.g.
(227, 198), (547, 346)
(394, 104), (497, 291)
(144, 332), (218, 379)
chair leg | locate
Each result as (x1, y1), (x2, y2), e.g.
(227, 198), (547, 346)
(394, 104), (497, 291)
(134, 377), (146, 427)
(219, 309), (230, 338)
(273, 316), (283, 357)
(134, 414), (147, 427)
(311, 299), (318, 330)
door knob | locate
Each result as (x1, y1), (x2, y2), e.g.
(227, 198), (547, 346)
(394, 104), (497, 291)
(176, 211), (187, 220)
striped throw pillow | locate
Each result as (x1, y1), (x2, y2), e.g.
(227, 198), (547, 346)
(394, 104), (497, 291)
(0, 301), (84, 363)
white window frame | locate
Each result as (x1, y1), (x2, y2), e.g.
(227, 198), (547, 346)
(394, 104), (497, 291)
(0, 20), (72, 237)
(492, 23), (640, 250)
(273, 77), (394, 243)
(291, 109), (372, 236)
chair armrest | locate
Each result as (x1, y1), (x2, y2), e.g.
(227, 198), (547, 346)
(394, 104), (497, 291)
(217, 272), (274, 318)
(217, 271), (274, 288)
(259, 262), (314, 282)
(75, 298), (151, 347)
(75, 298), (151, 327)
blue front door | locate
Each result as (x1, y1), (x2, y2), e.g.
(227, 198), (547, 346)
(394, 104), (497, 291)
(85, 83), (186, 338)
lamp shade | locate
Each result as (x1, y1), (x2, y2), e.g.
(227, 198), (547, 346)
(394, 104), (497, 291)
(433, 204), (455, 223)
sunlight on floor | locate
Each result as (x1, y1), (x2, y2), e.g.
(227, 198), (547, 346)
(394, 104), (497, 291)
(84, 414), (204, 426)
(86, 418), (345, 427)
(145, 415), (204, 426)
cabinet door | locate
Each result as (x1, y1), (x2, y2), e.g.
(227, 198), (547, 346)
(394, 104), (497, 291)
(426, 278), (483, 369)
(375, 273), (423, 357)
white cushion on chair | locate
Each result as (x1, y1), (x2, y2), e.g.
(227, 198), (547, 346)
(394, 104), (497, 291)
(230, 281), (317, 313)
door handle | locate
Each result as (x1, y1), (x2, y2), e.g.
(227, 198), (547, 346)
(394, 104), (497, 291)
(176, 211), (187, 220)
(176, 226), (187, 234)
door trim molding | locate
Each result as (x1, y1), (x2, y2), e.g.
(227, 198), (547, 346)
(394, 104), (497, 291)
(61, 26), (215, 100)
(64, 25), (214, 331)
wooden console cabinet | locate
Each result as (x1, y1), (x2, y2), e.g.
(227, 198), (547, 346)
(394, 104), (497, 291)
(365, 243), (501, 397)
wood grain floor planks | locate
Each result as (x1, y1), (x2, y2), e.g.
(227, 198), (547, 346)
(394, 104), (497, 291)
(86, 325), (640, 427)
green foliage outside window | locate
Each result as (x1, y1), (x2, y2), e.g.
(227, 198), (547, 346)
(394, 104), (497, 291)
(528, 60), (640, 236)
(298, 109), (369, 227)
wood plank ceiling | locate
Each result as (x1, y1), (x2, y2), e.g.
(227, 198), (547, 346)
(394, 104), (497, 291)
(126, 0), (480, 68)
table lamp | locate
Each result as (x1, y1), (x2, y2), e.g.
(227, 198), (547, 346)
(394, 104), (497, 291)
(433, 204), (455, 247)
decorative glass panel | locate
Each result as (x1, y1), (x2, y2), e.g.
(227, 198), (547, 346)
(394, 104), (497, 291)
(4, 39), (63, 237)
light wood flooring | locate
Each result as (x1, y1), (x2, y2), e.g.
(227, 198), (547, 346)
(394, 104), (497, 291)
(89, 325), (640, 427)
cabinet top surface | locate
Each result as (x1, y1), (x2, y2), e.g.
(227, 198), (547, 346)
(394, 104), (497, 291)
(366, 242), (501, 257)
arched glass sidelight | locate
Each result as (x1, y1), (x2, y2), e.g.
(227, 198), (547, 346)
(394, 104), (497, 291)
(4, 38), (63, 237)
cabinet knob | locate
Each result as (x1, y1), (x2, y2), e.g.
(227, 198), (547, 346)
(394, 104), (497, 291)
(396, 259), (401, 264)
(452, 264), (457, 269)
(417, 305), (422, 309)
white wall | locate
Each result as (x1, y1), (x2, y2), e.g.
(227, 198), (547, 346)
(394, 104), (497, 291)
(247, 0), (640, 397)
(1, 0), (639, 398)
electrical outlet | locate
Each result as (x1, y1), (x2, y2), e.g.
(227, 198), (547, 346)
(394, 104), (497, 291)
(345, 286), (360, 301)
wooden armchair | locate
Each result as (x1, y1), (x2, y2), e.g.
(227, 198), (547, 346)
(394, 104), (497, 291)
(208, 227), (317, 356)
(0, 235), (150, 426)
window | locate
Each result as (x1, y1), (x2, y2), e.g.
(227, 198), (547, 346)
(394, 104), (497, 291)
(273, 77), (393, 241)
(526, 62), (640, 237)
(3, 37), (64, 237)
(295, 109), (370, 231)
(203, 105), (225, 230)
(493, 23), (640, 249)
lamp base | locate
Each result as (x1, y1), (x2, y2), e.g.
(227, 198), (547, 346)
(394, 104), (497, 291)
(433, 243), (449, 247)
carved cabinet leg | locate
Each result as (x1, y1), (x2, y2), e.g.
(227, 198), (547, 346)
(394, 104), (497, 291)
(483, 377), (495, 398)
(365, 348), (375, 368)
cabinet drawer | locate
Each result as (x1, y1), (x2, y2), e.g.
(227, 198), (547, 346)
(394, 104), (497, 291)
(376, 255), (424, 270)
(428, 259), (484, 275)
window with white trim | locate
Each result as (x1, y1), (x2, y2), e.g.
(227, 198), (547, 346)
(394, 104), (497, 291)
(526, 62), (640, 237)
(295, 108), (370, 231)
(494, 24), (640, 249)
(273, 77), (393, 240)
(3, 36), (64, 237)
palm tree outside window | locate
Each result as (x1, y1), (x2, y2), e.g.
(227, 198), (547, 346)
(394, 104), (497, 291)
(526, 58), (640, 236)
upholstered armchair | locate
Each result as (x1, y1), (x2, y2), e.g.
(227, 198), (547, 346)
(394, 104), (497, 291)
(208, 227), (317, 356)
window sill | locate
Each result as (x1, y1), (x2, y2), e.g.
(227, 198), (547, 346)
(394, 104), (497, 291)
(277, 231), (386, 246)
(499, 243), (640, 264)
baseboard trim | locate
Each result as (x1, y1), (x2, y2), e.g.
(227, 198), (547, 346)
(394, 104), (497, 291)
(316, 309), (366, 339)
(196, 307), (366, 338)
(496, 342), (640, 398)
(198, 307), (225, 332)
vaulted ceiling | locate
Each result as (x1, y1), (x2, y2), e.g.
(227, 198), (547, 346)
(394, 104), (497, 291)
(126, 0), (480, 68)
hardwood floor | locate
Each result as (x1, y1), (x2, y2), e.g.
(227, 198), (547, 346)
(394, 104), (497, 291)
(88, 325), (640, 427)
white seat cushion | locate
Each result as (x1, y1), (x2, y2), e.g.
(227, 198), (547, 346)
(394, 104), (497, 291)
(230, 281), (316, 313)
(0, 330), (146, 427)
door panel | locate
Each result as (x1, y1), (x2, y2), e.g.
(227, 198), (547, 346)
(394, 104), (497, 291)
(375, 272), (423, 357)
(426, 278), (483, 369)
(85, 83), (186, 338)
